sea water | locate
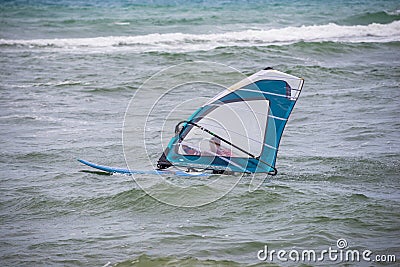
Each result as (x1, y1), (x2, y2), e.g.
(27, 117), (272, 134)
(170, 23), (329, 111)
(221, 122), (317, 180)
(0, 0), (399, 266)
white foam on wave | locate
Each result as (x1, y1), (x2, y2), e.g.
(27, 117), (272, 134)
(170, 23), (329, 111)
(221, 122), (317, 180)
(1, 21), (399, 52)
(113, 22), (130, 26)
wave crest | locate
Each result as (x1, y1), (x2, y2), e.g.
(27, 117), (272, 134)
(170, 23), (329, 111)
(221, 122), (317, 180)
(1, 21), (399, 52)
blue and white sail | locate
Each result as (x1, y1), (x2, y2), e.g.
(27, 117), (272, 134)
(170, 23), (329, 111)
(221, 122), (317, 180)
(157, 68), (304, 174)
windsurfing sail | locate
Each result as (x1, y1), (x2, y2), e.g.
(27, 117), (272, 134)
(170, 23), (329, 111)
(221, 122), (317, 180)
(157, 67), (304, 175)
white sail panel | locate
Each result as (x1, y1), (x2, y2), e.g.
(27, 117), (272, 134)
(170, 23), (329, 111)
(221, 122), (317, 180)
(179, 99), (269, 158)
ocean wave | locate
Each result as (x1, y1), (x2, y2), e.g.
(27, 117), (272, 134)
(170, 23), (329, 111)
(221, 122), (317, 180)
(339, 10), (400, 25)
(1, 21), (399, 52)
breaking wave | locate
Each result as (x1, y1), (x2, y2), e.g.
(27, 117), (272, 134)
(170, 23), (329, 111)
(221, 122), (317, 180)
(1, 21), (399, 52)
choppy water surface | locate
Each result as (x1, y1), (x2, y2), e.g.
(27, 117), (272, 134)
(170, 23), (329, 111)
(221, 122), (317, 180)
(1, 0), (399, 266)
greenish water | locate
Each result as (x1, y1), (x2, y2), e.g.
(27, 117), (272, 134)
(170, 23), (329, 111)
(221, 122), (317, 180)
(1, 0), (399, 266)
